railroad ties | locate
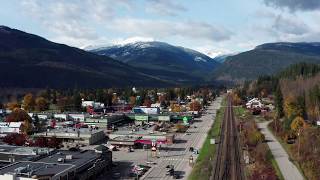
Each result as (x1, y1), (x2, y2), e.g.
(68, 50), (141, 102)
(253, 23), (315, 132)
(211, 96), (244, 180)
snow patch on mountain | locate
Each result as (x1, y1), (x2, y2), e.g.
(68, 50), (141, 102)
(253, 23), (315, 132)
(194, 56), (207, 62)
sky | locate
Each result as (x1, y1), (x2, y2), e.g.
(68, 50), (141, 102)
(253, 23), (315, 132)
(1, 0), (320, 57)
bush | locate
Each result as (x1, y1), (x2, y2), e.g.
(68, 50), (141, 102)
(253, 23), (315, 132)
(3, 134), (27, 146)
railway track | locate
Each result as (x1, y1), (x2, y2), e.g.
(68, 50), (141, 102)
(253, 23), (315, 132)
(211, 96), (244, 180)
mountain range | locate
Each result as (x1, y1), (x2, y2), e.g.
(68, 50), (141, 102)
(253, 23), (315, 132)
(0, 26), (172, 88)
(2, 25), (320, 88)
(212, 42), (320, 82)
(90, 41), (220, 83)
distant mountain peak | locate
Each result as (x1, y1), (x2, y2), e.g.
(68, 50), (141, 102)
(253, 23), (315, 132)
(90, 41), (220, 83)
(91, 41), (219, 63)
(0, 25), (11, 34)
(0, 25), (169, 88)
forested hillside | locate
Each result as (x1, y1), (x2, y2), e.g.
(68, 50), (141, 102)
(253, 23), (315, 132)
(234, 62), (320, 179)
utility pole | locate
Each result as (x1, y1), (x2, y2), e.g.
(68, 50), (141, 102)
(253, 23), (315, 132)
(146, 147), (148, 162)
(298, 129), (301, 159)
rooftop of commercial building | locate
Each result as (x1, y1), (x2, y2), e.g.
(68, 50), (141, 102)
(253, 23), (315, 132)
(37, 150), (98, 167)
(110, 136), (139, 142)
(0, 145), (55, 162)
(0, 161), (73, 178)
(36, 127), (104, 137)
(0, 145), (54, 155)
(114, 126), (169, 136)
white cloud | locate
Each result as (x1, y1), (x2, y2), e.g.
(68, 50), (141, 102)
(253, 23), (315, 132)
(264, 0), (320, 12)
(272, 14), (310, 35)
(20, 0), (133, 47)
(19, 0), (231, 49)
(16, 0), (320, 54)
(109, 18), (232, 42)
(145, 0), (187, 16)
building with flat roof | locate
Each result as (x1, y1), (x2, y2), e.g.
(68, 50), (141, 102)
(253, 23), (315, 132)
(82, 114), (126, 128)
(108, 136), (138, 146)
(0, 161), (74, 180)
(0, 122), (23, 136)
(0, 145), (55, 163)
(109, 128), (174, 146)
(34, 128), (105, 145)
(0, 145), (112, 180)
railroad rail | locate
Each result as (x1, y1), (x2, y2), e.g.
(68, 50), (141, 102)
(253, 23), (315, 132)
(211, 96), (244, 180)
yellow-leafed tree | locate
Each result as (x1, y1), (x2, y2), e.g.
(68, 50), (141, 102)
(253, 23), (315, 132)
(35, 97), (49, 111)
(232, 93), (241, 105)
(291, 116), (306, 134)
(171, 104), (181, 112)
(284, 95), (302, 119)
(23, 93), (35, 112)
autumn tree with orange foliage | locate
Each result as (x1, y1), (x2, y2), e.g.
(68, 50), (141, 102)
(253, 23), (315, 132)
(143, 98), (152, 107)
(129, 96), (136, 106)
(6, 108), (32, 134)
(35, 97), (49, 111)
(22, 93), (35, 112)
(189, 101), (201, 111)
(6, 102), (20, 110)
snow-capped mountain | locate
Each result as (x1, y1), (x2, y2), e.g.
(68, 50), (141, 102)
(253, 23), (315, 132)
(90, 41), (220, 83)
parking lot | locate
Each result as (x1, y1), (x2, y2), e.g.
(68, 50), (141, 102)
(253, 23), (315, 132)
(111, 97), (222, 179)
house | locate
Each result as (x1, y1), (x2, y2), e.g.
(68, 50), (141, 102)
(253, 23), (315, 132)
(246, 98), (263, 109)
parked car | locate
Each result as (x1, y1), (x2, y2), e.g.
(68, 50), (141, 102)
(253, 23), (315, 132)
(173, 173), (181, 179)
(189, 147), (194, 152)
(166, 165), (174, 176)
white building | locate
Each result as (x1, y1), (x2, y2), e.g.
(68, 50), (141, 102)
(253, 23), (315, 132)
(132, 107), (160, 114)
(246, 98), (263, 109)
(68, 114), (86, 121)
(81, 100), (104, 109)
(0, 122), (23, 135)
(53, 114), (67, 120)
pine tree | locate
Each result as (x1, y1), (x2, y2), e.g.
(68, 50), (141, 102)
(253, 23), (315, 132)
(274, 85), (284, 118)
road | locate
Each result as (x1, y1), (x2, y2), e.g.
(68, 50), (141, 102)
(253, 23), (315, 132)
(110, 97), (222, 179)
(258, 121), (304, 180)
(141, 97), (223, 180)
(211, 96), (244, 180)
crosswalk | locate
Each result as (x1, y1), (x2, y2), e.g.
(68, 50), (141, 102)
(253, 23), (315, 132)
(163, 158), (189, 161)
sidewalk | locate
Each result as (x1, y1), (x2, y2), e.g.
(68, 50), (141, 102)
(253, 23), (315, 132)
(257, 121), (304, 180)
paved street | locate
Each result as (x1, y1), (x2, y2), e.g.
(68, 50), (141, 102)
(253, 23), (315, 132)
(258, 122), (304, 180)
(111, 97), (222, 180)
(142, 96), (223, 180)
